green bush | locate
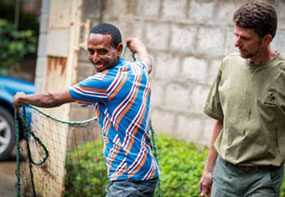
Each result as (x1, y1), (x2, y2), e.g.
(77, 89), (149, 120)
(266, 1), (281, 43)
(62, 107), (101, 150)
(64, 139), (108, 197)
(0, 19), (36, 74)
(64, 135), (285, 197)
(280, 178), (285, 197)
(156, 135), (207, 197)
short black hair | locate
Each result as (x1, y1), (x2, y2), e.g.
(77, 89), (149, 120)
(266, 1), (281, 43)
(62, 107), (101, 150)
(90, 23), (122, 47)
(233, 1), (277, 38)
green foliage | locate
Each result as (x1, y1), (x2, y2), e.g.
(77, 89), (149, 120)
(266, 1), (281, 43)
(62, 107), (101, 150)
(157, 135), (207, 197)
(64, 134), (285, 197)
(64, 135), (208, 197)
(64, 139), (108, 197)
(282, 179), (285, 197)
(0, 19), (36, 74)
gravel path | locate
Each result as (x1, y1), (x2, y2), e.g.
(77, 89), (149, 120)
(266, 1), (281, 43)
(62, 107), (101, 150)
(0, 161), (16, 197)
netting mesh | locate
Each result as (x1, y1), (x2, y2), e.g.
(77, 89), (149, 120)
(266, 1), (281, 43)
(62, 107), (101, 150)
(16, 105), (160, 197)
(16, 105), (107, 197)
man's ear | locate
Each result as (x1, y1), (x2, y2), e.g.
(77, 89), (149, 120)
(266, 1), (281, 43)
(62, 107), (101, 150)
(263, 34), (273, 46)
(116, 43), (123, 54)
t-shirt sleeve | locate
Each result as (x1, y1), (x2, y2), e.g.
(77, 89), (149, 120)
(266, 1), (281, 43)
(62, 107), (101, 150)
(203, 67), (224, 120)
(69, 74), (111, 103)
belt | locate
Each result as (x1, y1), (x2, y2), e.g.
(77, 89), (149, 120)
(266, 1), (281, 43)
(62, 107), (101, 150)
(235, 164), (280, 172)
(223, 159), (281, 172)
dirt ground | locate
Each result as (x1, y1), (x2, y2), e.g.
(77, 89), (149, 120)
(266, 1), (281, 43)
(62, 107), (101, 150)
(0, 160), (16, 197)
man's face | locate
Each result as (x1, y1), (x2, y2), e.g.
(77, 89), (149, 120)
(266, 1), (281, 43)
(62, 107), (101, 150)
(234, 25), (264, 59)
(87, 33), (122, 72)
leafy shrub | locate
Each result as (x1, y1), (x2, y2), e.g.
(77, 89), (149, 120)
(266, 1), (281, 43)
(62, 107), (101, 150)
(156, 135), (207, 197)
(0, 19), (36, 74)
(64, 134), (285, 197)
(64, 139), (108, 197)
(282, 179), (285, 197)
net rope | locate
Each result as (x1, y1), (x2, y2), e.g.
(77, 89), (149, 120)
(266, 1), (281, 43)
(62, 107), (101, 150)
(15, 104), (160, 197)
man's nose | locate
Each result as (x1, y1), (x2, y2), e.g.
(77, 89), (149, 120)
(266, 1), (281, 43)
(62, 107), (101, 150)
(235, 37), (241, 48)
(89, 52), (99, 61)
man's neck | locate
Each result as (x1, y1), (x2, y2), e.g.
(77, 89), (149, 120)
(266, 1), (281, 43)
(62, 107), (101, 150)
(249, 48), (276, 65)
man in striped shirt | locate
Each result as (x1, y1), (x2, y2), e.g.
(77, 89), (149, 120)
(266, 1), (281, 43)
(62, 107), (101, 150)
(14, 23), (159, 196)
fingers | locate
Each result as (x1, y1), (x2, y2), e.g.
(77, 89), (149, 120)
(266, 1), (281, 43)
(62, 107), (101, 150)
(125, 37), (134, 46)
(13, 92), (26, 107)
(126, 37), (140, 44)
(199, 173), (212, 197)
(125, 37), (144, 53)
(200, 183), (210, 197)
(199, 181), (206, 197)
(126, 37), (136, 50)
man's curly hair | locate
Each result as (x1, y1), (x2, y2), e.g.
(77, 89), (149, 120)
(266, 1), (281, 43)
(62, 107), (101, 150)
(90, 23), (122, 47)
(233, 1), (277, 38)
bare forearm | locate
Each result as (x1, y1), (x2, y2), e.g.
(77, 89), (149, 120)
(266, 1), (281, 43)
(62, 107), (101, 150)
(200, 119), (222, 197)
(14, 91), (74, 108)
(18, 94), (59, 107)
(126, 38), (153, 74)
(204, 119), (223, 172)
(135, 49), (153, 73)
(205, 145), (218, 173)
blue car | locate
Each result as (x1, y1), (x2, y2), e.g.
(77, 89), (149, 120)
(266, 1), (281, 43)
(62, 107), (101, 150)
(0, 76), (35, 160)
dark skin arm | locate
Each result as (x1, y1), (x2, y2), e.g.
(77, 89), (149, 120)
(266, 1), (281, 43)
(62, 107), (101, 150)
(13, 91), (75, 108)
(126, 37), (153, 74)
(199, 119), (223, 197)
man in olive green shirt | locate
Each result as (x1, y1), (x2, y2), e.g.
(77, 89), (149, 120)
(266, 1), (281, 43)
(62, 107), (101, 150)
(200, 1), (284, 197)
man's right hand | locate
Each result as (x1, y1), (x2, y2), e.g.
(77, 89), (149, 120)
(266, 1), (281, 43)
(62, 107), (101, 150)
(199, 171), (213, 197)
(126, 37), (145, 54)
(126, 37), (152, 74)
(13, 92), (27, 108)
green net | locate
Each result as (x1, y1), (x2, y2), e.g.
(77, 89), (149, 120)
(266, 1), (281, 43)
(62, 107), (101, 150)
(15, 104), (160, 197)
(16, 104), (104, 197)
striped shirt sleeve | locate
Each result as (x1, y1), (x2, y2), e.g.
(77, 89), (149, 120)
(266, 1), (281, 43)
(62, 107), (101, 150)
(69, 74), (112, 103)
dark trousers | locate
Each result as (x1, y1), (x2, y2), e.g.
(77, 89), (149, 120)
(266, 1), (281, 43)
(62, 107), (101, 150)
(212, 157), (284, 197)
(106, 178), (158, 197)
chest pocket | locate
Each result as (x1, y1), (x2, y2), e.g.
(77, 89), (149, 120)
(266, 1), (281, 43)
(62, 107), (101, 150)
(264, 90), (278, 107)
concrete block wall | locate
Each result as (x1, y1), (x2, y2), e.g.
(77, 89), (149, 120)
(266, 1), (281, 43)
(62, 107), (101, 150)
(77, 0), (285, 146)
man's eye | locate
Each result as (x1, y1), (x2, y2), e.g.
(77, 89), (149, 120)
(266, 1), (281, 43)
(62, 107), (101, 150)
(98, 49), (108, 55)
(88, 49), (95, 55)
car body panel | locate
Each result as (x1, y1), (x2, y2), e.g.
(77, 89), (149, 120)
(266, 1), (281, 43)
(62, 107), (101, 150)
(0, 75), (35, 159)
(0, 76), (35, 104)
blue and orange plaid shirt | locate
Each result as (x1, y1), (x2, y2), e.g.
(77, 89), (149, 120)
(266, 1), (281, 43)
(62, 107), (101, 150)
(69, 57), (159, 181)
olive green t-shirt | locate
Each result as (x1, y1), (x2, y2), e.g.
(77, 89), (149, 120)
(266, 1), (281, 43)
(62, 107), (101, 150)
(204, 53), (285, 166)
